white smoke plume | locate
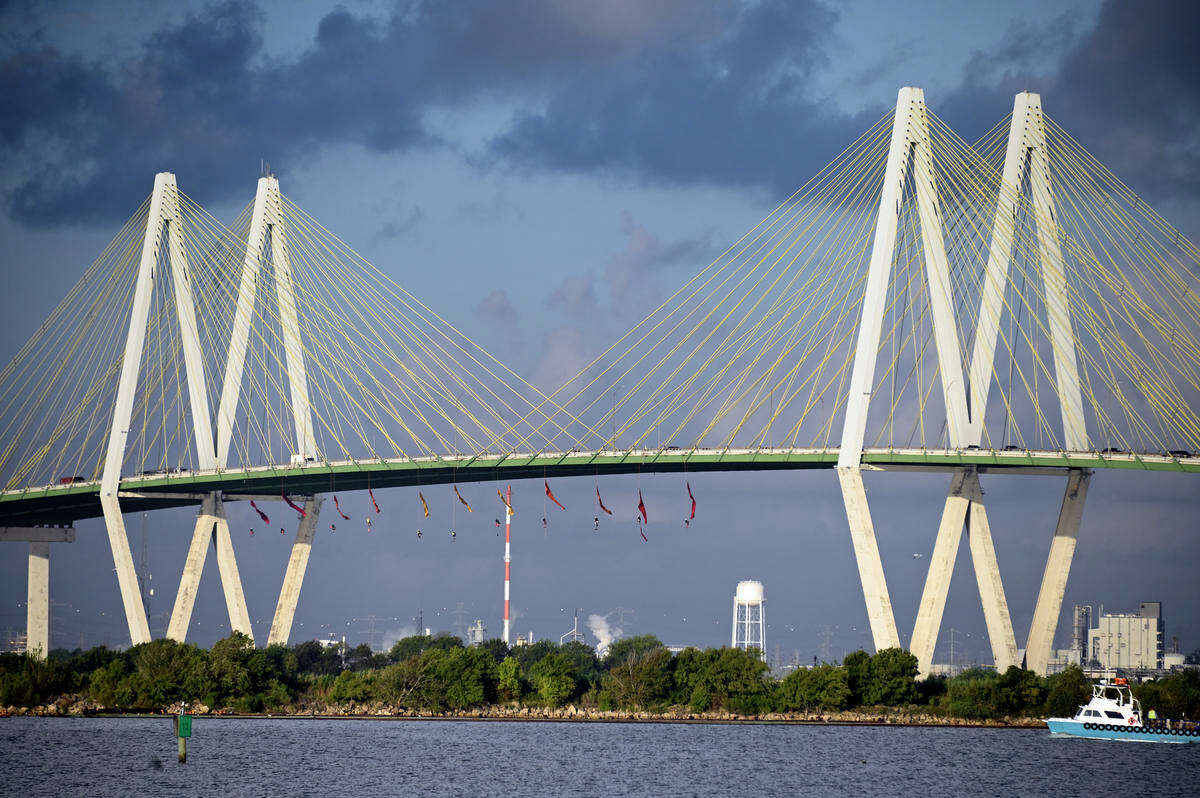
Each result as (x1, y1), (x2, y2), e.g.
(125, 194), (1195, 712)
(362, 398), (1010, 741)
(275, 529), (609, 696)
(381, 624), (418, 651)
(587, 613), (622, 657)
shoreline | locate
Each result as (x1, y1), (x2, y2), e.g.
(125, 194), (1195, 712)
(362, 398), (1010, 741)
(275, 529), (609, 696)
(2, 702), (1044, 728)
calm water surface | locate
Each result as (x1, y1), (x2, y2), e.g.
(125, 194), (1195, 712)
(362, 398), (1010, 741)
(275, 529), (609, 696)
(3, 717), (1199, 797)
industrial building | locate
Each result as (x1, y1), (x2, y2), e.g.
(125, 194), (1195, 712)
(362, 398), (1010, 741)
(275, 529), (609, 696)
(1089, 602), (1163, 670)
(1038, 602), (1178, 674)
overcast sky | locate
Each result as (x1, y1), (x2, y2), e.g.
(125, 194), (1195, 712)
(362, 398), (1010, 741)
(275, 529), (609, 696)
(1, 0), (1197, 664)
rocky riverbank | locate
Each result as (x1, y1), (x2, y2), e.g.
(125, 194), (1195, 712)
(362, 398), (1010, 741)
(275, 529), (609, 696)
(1, 696), (1044, 727)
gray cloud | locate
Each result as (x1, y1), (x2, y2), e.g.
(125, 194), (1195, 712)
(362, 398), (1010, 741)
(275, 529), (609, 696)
(2, 0), (1196, 228)
(934, 0), (1199, 203)
(490, 0), (856, 197)
(0, 0), (720, 225)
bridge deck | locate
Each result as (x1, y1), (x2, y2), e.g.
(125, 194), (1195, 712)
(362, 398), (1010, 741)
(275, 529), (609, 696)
(2, 447), (1197, 526)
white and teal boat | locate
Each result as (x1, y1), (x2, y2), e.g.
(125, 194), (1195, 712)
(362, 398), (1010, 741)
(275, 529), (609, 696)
(1047, 678), (1199, 743)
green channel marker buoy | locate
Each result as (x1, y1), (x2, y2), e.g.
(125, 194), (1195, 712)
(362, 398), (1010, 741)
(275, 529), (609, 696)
(174, 709), (192, 763)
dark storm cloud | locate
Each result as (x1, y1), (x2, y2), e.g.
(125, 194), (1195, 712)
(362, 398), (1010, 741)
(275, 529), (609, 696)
(2, 0), (1197, 226)
(490, 0), (859, 197)
(497, 0), (1200, 204)
(0, 0), (718, 226)
(1047, 0), (1200, 200)
(936, 0), (1200, 202)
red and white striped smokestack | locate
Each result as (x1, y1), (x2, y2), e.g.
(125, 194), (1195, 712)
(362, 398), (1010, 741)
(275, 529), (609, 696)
(503, 484), (512, 645)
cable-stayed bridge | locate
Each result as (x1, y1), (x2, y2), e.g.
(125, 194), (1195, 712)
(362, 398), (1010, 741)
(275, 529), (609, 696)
(2, 89), (1197, 676)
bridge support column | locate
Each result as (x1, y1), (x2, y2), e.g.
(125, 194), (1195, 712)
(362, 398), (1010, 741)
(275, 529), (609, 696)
(168, 497), (218, 642)
(1026, 469), (1090, 675)
(910, 470), (971, 676)
(910, 470), (1019, 676)
(27, 542), (49, 657)
(2, 527), (76, 658)
(100, 497), (152, 645)
(212, 500), (253, 640)
(837, 468), (900, 651)
(967, 497), (1018, 671)
(268, 497), (322, 647)
(167, 493), (254, 643)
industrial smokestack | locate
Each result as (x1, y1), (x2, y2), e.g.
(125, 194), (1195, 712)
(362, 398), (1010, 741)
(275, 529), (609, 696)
(503, 485), (512, 645)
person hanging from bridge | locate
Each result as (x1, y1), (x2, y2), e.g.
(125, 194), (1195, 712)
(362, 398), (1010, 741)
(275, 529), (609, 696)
(497, 488), (515, 515)
(282, 491), (306, 518)
(544, 480), (566, 511)
(450, 529), (456, 541)
(637, 490), (649, 542)
(494, 518), (502, 536)
(454, 486), (473, 513)
(330, 523), (337, 533)
(365, 516), (373, 532)
(595, 484), (612, 529)
(250, 500), (270, 535)
(333, 495), (351, 521)
(416, 529), (422, 539)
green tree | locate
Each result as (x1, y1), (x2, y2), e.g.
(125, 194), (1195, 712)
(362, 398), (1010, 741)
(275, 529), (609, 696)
(51, 646), (120, 678)
(995, 666), (1044, 716)
(842, 650), (871, 706)
(432, 647), (496, 709)
(207, 633), (256, 707)
(530, 652), (577, 706)
(377, 656), (434, 708)
(1134, 670), (1200, 721)
(558, 641), (601, 687)
(345, 643), (377, 671)
(1043, 665), (1089, 718)
(685, 648), (772, 714)
(262, 644), (300, 689)
(88, 657), (135, 708)
(497, 656), (522, 702)
(330, 669), (373, 703)
(862, 648), (918, 706)
(387, 634), (462, 665)
(777, 665), (851, 712)
(125, 639), (207, 708)
(293, 639), (342, 675)
(477, 639), (510, 664)
(603, 635), (664, 669)
(943, 668), (1000, 719)
(606, 646), (673, 709)
(511, 640), (557, 674)
(915, 674), (947, 705)
(0, 653), (76, 707)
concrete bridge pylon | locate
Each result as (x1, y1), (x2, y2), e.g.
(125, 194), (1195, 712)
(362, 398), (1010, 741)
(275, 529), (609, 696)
(838, 88), (1091, 675)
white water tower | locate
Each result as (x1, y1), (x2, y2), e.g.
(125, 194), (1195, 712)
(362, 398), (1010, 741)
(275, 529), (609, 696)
(732, 580), (765, 659)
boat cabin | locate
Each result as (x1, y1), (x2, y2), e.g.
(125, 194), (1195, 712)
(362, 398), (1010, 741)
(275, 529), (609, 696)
(1073, 679), (1141, 726)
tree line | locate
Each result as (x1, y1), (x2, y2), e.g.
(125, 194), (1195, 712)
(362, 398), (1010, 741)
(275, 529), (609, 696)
(2, 633), (1198, 720)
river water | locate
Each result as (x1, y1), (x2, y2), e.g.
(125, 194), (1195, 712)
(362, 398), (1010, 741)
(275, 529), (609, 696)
(2, 717), (1198, 797)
